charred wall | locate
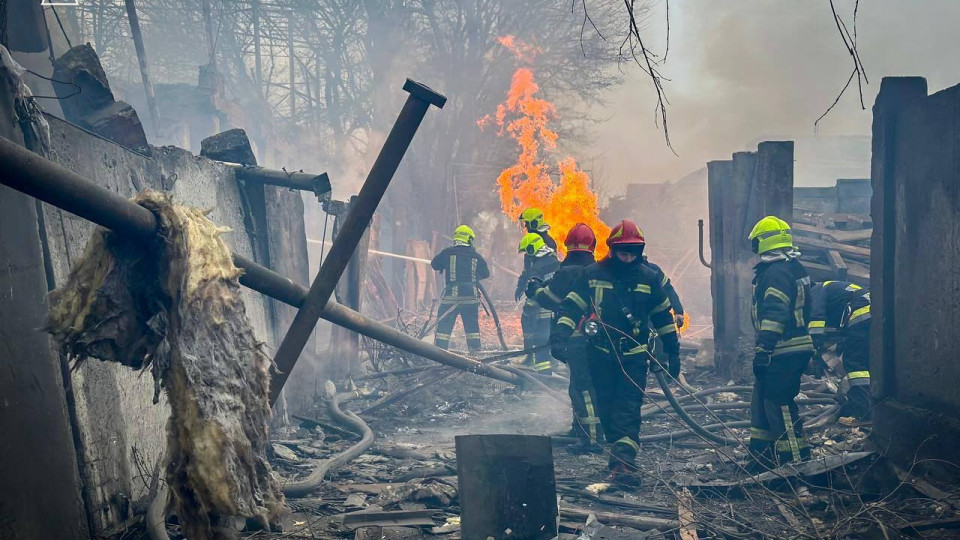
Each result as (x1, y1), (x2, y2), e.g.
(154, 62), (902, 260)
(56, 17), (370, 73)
(870, 77), (960, 479)
(707, 142), (794, 381)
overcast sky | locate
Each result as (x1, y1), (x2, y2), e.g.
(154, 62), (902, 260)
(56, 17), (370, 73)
(585, 0), (960, 189)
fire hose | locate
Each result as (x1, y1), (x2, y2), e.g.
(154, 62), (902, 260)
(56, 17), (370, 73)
(478, 282), (508, 350)
(417, 284), (508, 351)
(283, 392), (374, 497)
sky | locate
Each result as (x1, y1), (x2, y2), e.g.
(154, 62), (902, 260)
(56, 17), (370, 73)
(586, 0), (960, 189)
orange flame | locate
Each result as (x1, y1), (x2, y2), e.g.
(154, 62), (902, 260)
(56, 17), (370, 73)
(480, 36), (611, 258)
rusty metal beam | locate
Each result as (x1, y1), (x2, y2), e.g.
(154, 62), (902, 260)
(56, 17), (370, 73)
(221, 163), (331, 201)
(0, 134), (522, 391)
(269, 79), (446, 403)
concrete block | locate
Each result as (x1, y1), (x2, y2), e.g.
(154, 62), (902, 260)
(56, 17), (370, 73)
(200, 128), (258, 165)
(52, 44), (116, 120)
(80, 101), (149, 152)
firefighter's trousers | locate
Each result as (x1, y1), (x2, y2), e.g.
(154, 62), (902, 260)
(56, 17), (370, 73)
(749, 351), (813, 468)
(588, 344), (648, 470)
(434, 299), (480, 352)
(560, 341), (603, 445)
(521, 304), (554, 372)
(839, 321), (871, 420)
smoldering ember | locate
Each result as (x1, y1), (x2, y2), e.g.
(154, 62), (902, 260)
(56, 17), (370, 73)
(2, 2), (960, 540)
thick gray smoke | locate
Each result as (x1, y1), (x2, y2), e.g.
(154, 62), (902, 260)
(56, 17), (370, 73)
(588, 0), (960, 188)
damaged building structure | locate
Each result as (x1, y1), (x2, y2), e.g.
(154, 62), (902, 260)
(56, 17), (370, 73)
(3, 4), (960, 540)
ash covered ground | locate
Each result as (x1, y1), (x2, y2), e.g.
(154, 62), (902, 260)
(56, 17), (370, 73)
(204, 351), (960, 540)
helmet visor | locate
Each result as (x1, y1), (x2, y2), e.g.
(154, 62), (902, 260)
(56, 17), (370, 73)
(612, 243), (644, 255)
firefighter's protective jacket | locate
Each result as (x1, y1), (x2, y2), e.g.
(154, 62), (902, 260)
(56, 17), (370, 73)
(643, 257), (684, 314)
(533, 251), (594, 311)
(555, 257), (680, 356)
(808, 281), (870, 335)
(517, 251), (560, 308)
(431, 245), (490, 303)
(752, 258), (815, 356)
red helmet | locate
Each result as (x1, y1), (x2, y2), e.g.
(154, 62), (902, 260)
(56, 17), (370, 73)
(564, 223), (596, 253)
(606, 219), (646, 250)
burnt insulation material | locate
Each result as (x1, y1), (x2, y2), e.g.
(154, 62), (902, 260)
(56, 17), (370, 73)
(47, 191), (286, 539)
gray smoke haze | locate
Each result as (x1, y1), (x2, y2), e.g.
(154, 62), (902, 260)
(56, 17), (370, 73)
(588, 0), (960, 188)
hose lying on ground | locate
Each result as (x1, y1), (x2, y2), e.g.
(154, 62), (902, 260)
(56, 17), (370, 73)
(653, 371), (743, 446)
(283, 392), (374, 498)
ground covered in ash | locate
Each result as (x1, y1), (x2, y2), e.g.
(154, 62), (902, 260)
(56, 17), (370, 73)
(189, 355), (959, 540)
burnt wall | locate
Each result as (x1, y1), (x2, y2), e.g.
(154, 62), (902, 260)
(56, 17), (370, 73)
(707, 142), (794, 380)
(0, 64), (89, 540)
(870, 77), (960, 478)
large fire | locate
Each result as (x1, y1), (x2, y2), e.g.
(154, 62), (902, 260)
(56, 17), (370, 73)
(480, 36), (611, 258)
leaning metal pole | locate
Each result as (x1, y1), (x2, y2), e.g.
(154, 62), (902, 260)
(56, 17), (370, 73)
(269, 80), (446, 403)
(0, 136), (521, 389)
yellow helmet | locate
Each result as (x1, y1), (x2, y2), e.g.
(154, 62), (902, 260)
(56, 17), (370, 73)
(518, 232), (546, 255)
(748, 215), (794, 254)
(453, 225), (476, 245)
(518, 208), (546, 231)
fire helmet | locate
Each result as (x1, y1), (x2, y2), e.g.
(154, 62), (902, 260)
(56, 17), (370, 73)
(564, 223), (596, 253)
(748, 216), (793, 254)
(453, 225), (476, 245)
(518, 208), (546, 232)
(606, 219), (646, 254)
(518, 232), (546, 255)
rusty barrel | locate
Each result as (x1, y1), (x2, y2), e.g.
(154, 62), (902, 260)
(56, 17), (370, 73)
(455, 434), (558, 540)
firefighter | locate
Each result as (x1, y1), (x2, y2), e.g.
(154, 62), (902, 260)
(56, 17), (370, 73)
(517, 232), (560, 372)
(553, 220), (681, 484)
(530, 223), (604, 448)
(747, 216), (816, 470)
(808, 281), (872, 420)
(518, 207), (558, 250)
(430, 225), (490, 352)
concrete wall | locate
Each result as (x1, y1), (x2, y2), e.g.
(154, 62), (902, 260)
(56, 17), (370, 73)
(870, 77), (960, 479)
(707, 142), (794, 380)
(0, 65), (89, 540)
(34, 116), (284, 535)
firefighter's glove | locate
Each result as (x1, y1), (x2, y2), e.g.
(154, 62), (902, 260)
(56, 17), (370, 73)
(668, 354), (682, 379)
(649, 356), (664, 373)
(753, 351), (772, 379)
(674, 312), (685, 329)
(525, 277), (543, 299)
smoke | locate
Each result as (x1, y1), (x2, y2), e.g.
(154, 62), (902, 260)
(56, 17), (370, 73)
(588, 0), (960, 188)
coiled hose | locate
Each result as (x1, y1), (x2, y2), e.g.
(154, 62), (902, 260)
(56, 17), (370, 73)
(283, 392), (374, 497)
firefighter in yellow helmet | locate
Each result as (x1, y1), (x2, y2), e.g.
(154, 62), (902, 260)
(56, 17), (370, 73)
(747, 216), (816, 471)
(518, 208), (558, 250)
(517, 231), (560, 373)
(430, 225), (490, 352)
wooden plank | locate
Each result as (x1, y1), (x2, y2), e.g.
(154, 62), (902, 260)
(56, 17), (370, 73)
(827, 250), (848, 279)
(825, 228), (872, 243)
(678, 488), (699, 540)
(794, 235), (871, 259)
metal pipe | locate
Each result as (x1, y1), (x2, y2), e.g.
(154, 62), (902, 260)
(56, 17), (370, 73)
(270, 79), (446, 404)
(0, 135), (521, 390)
(697, 218), (712, 269)
(0, 136), (158, 239)
(224, 163), (331, 201)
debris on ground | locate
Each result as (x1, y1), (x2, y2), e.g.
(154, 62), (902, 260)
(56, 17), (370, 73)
(256, 345), (960, 540)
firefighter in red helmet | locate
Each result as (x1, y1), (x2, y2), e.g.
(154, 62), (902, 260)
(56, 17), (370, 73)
(529, 224), (604, 449)
(553, 220), (681, 485)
